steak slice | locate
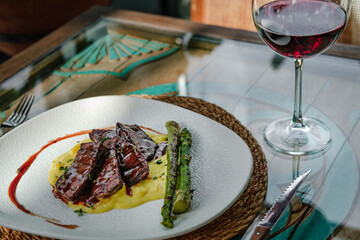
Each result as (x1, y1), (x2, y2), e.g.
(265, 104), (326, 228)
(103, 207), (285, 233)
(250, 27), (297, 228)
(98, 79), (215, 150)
(117, 123), (158, 161)
(111, 134), (149, 187)
(153, 141), (168, 160)
(55, 142), (106, 201)
(127, 124), (154, 141)
(89, 129), (116, 142)
(119, 142), (149, 187)
(90, 139), (124, 200)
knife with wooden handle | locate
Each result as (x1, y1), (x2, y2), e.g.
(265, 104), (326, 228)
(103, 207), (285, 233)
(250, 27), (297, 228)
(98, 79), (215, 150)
(250, 169), (311, 240)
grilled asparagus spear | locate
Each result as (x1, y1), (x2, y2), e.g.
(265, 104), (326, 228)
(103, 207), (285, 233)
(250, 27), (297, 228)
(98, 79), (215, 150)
(173, 128), (192, 214)
(161, 120), (180, 228)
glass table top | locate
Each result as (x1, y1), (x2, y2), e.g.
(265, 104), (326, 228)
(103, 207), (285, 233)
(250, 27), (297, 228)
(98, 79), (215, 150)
(0, 13), (359, 240)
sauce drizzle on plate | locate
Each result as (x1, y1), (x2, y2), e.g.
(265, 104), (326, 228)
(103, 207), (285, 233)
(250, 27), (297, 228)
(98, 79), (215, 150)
(8, 129), (93, 229)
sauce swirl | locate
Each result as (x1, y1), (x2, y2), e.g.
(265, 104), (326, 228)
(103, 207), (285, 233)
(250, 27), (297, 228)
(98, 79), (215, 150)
(8, 129), (93, 229)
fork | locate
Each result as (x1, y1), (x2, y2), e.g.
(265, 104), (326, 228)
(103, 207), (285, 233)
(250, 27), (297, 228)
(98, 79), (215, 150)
(1, 94), (35, 128)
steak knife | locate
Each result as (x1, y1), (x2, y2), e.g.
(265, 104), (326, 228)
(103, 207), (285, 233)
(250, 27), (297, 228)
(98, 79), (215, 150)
(250, 169), (311, 240)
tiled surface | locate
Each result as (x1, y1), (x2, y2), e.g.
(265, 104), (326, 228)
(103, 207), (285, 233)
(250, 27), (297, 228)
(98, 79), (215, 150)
(181, 39), (360, 239)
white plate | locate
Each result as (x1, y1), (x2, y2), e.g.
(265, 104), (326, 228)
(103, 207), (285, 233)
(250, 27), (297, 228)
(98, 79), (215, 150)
(0, 95), (252, 240)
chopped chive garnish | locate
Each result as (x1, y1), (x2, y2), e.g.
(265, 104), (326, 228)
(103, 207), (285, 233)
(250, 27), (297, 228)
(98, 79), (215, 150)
(59, 166), (68, 171)
(74, 209), (83, 216)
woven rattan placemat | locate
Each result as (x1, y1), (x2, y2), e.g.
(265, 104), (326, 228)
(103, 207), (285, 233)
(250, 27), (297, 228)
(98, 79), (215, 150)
(0, 95), (267, 240)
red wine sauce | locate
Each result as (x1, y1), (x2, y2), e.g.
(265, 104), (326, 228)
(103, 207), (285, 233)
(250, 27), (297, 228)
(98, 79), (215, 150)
(126, 186), (133, 196)
(8, 129), (93, 229)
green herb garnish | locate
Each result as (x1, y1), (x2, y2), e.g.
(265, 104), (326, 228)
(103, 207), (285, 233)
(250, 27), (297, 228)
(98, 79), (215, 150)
(156, 159), (163, 165)
(60, 166), (69, 180)
(74, 209), (83, 216)
(59, 166), (68, 171)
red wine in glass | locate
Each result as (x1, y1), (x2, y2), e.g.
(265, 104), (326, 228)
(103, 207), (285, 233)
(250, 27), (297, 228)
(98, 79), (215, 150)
(252, 0), (350, 155)
(254, 0), (347, 59)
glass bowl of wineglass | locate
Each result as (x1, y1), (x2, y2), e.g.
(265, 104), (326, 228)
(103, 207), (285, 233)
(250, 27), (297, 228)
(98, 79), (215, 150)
(252, 0), (351, 155)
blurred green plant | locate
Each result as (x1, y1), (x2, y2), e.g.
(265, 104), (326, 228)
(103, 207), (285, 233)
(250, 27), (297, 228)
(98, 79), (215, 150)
(0, 88), (19, 113)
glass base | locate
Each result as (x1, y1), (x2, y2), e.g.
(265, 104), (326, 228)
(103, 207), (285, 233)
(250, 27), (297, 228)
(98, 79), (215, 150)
(264, 117), (332, 155)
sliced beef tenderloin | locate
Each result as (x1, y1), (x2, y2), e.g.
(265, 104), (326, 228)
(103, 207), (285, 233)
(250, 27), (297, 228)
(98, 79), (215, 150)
(55, 142), (106, 201)
(119, 142), (149, 186)
(153, 141), (167, 160)
(111, 134), (149, 187)
(117, 123), (158, 161)
(127, 124), (155, 141)
(89, 129), (116, 143)
(90, 139), (124, 200)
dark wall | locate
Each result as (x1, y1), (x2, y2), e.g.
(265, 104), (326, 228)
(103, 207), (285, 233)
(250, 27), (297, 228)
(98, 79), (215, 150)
(0, 0), (190, 64)
(110, 0), (190, 18)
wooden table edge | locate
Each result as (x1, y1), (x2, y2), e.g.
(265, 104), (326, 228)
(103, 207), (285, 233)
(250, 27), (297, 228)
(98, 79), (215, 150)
(0, 6), (359, 84)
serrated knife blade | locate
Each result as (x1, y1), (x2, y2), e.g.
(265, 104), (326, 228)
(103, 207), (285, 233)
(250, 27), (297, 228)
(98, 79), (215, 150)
(250, 169), (311, 240)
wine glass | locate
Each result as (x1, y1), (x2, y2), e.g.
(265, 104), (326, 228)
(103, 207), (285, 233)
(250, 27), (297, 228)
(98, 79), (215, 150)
(252, 0), (351, 155)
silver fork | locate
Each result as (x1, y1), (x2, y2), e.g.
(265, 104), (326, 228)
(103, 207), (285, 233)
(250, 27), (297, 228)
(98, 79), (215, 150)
(1, 94), (35, 128)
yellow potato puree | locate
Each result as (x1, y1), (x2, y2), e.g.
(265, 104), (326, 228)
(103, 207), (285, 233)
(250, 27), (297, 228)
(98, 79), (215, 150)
(48, 132), (167, 214)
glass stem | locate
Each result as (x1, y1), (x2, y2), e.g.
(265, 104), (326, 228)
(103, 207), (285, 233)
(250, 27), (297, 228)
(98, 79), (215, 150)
(292, 59), (305, 128)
